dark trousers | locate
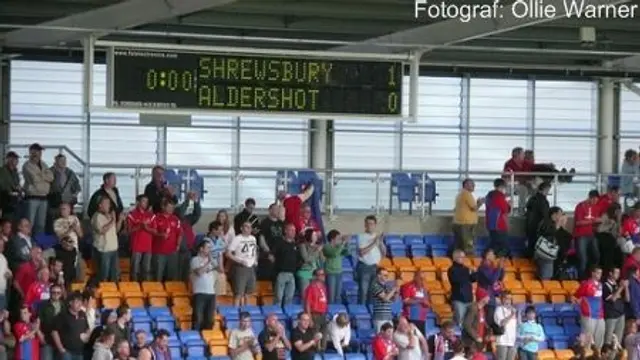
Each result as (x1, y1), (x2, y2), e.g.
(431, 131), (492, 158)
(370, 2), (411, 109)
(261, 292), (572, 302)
(518, 349), (538, 360)
(409, 319), (426, 334)
(153, 253), (179, 281)
(178, 250), (192, 283)
(311, 313), (328, 350)
(130, 252), (152, 282)
(489, 230), (509, 258)
(577, 236), (599, 278)
(192, 293), (216, 331)
(596, 232), (621, 272)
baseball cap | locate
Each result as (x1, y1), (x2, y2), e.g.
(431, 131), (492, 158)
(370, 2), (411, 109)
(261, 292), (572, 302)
(5, 151), (18, 159)
(28, 143), (44, 151)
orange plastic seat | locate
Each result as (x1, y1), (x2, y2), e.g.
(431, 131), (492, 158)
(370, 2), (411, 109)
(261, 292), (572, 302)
(260, 295), (274, 305)
(126, 297), (145, 308)
(439, 270), (449, 284)
(519, 271), (536, 281)
(562, 280), (580, 293)
(246, 295), (258, 305)
(173, 297), (191, 307)
(210, 345), (228, 356)
(393, 257), (413, 268)
(555, 350), (575, 360)
(549, 289), (567, 303)
(119, 281), (141, 292)
(426, 281), (443, 290)
(504, 280), (523, 290)
(165, 281), (189, 293)
(413, 258), (433, 267)
(101, 293), (122, 309)
(98, 282), (118, 294)
(217, 295), (234, 306)
(503, 271), (518, 282)
(433, 257), (452, 270)
(528, 288), (548, 303)
(523, 280), (543, 290)
(71, 283), (84, 292)
(142, 281), (165, 293)
(511, 288), (528, 304)
(538, 350), (556, 360)
(379, 258), (393, 268)
(429, 289), (447, 305)
(257, 281), (273, 295)
(542, 280), (562, 291)
(419, 270), (437, 282)
(149, 295), (168, 307)
(471, 257), (483, 268)
(119, 258), (131, 272)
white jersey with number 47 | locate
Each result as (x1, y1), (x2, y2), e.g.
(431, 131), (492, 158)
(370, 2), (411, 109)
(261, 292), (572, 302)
(228, 234), (258, 267)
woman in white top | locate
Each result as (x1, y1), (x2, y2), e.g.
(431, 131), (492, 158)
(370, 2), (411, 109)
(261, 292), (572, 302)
(53, 203), (84, 281)
(494, 291), (519, 360)
(216, 210), (236, 244)
(328, 313), (352, 356)
(394, 316), (429, 360)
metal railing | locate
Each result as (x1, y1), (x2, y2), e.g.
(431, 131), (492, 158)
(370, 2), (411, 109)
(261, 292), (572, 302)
(5, 144), (632, 217)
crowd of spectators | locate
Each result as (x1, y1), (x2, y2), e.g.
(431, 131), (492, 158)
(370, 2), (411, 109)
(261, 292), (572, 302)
(0, 142), (637, 360)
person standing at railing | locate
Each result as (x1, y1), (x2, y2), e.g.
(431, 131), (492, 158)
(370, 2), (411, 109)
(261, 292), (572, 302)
(452, 178), (484, 256)
(22, 143), (54, 236)
(596, 186), (622, 220)
(574, 190), (602, 278)
(355, 215), (386, 305)
(280, 184), (315, 230)
(524, 182), (552, 259)
(144, 166), (178, 214)
(502, 147), (533, 214)
(485, 178), (511, 258)
(233, 198), (260, 236)
(48, 154), (81, 233)
(620, 149), (639, 211)
(0, 151), (22, 221)
(87, 173), (124, 222)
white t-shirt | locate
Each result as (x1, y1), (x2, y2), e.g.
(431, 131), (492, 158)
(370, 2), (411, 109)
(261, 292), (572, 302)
(494, 305), (518, 347)
(228, 328), (259, 360)
(394, 326), (426, 360)
(0, 254), (8, 293)
(228, 235), (258, 267)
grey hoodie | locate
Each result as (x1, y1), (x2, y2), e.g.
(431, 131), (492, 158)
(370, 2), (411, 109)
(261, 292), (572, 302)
(92, 342), (114, 360)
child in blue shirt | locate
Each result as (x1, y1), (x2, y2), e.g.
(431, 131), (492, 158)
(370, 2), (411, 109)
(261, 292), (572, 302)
(517, 306), (546, 360)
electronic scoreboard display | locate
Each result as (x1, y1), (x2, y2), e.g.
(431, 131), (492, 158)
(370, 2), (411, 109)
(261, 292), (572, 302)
(108, 48), (403, 115)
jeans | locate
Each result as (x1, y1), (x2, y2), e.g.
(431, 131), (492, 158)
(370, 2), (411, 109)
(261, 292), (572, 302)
(518, 349), (537, 360)
(577, 236), (599, 277)
(40, 344), (55, 360)
(130, 252), (152, 282)
(536, 258), (554, 280)
(326, 273), (342, 304)
(153, 253), (179, 281)
(452, 301), (470, 326)
(275, 272), (296, 306)
(192, 293), (216, 331)
(25, 198), (48, 235)
(489, 230), (509, 258)
(296, 276), (311, 298)
(356, 262), (377, 304)
(496, 346), (517, 360)
(95, 249), (118, 282)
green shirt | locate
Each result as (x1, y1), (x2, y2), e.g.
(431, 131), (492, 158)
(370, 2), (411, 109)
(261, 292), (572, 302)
(323, 242), (349, 274)
(296, 243), (321, 280)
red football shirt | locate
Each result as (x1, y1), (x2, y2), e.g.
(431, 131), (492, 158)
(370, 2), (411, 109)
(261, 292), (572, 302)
(13, 321), (40, 360)
(372, 335), (396, 360)
(127, 208), (155, 253)
(14, 262), (37, 296)
(400, 282), (430, 321)
(151, 213), (181, 255)
(573, 200), (597, 238)
(283, 195), (302, 226)
(304, 281), (328, 314)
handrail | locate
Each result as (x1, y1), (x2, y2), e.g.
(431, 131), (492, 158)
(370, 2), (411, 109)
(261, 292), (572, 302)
(7, 144), (87, 168)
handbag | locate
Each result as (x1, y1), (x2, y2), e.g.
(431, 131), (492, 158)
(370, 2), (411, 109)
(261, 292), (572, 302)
(490, 307), (508, 336)
(48, 172), (72, 207)
(535, 235), (559, 261)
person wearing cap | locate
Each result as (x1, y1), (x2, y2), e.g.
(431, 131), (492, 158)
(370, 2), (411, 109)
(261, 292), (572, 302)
(22, 143), (54, 235)
(0, 151), (22, 220)
(462, 287), (491, 348)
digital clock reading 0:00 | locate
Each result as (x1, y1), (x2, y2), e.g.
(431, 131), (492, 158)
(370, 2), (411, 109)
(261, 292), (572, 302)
(109, 49), (403, 115)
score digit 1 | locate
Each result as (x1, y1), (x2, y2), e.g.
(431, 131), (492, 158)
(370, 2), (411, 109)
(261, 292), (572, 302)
(388, 64), (396, 87)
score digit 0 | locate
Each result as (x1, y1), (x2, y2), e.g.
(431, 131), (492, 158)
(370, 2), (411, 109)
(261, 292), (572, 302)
(388, 92), (399, 114)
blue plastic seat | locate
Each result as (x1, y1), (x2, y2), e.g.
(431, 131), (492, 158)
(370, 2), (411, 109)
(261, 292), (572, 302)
(345, 354), (366, 360)
(431, 244), (448, 257)
(284, 304), (303, 317)
(423, 234), (445, 246)
(403, 234), (424, 245)
(261, 305), (284, 315)
(169, 346), (182, 359)
(384, 235), (403, 245)
(179, 331), (201, 342)
(388, 244), (406, 257)
(241, 305), (262, 316)
(410, 244), (428, 258)
(544, 325), (564, 337)
(391, 172), (417, 205)
(347, 305), (369, 315)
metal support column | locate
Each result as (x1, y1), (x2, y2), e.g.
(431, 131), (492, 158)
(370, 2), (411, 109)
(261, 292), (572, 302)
(231, 116), (241, 209)
(0, 60), (9, 154)
(81, 36), (94, 210)
(597, 78), (616, 179)
(458, 75), (470, 185)
(526, 78), (536, 150)
(156, 125), (167, 165)
(309, 119), (334, 214)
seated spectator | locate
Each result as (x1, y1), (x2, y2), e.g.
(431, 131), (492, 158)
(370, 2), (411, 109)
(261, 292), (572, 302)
(106, 305), (131, 352)
(575, 266), (605, 348)
(91, 327), (115, 360)
(596, 203), (623, 271)
(144, 165), (178, 213)
(291, 312), (322, 360)
(393, 315), (428, 360)
(624, 320), (640, 360)
(87, 172), (124, 221)
(517, 306), (545, 360)
(22, 143), (54, 235)
(449, 250), (476, 326)
(13, 305), (45, 359)
(494, 291), (518, 360)
(297, 229), (323, 296)
(8, 218), (34, 270)
(91, 196), (122, 282)
(485, 178), (511, 257)
(176, 191), (202, 281)
(137, 329), (171, 360)
(280, 183), (314, 227)
(233, 198), (260, 235)
(327, 312), (352, 356)
(215, 209), (235, 244)
(24, 266), (50, 312)
(39, 283), (64, 360)
(620, 149), (639, 210)
(400, 271), (430, 332)
(574, 190), (601, 277)
(114, 339), (134, 360)
(427, 320), (459, 360)
(271, 223), (298, 307)
(303, 269), (328, 350)
(0, 151), (22, 221)
(0, 219), (12, 244)
(502, 147), (533, 212)
(449, 342), (467, 360)
(372, 322), (398, 360)
(453, 178), (484, 255)
(462, 288), (490, 347)
(130, 330), (147, 358)
(81, 288), (98, 332)
(127, 195), (154, 282)
(191, 241), (216, 331)
(258, 313), (292, 360)
(226, 221), (258, 307)
(525, 181), (551, 258)
(228, 311), (261, 359)
(323, 229), (350, 304)
(603, 268), (628, 345)
(151, 199), (181, 282)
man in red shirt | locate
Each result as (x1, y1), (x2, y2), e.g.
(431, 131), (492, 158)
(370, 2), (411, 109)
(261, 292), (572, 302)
(622, 248), (640, 279)
(127, 194), (155, 282)
(296, 204), (321, 235)
(281, 184), (314, 226)
(151, 200), (182, 282)
(400, 271), (430, 332)
(485, 179), (511, 258)
(595, 186), (621, 218)
(372, 322), (398, 360)
(303, 269), (328, 351)
(574, 190), (601, 278)
(502, 147), (533, 212)
(14, 246), (43, 308)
